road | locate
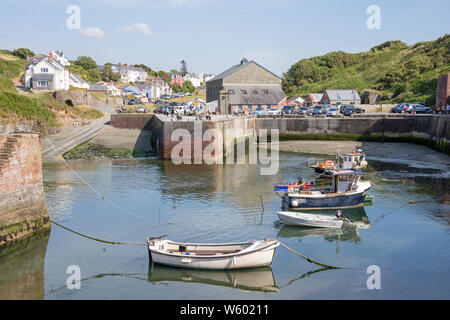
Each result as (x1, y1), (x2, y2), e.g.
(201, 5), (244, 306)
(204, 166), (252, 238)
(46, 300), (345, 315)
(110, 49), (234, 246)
(41, 105), (114, 162)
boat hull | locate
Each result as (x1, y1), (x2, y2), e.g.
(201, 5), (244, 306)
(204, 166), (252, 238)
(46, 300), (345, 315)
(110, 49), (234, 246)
(148, 240), (279, 270)
(277, 211), (343, 228)
(282, 189), (369, 210)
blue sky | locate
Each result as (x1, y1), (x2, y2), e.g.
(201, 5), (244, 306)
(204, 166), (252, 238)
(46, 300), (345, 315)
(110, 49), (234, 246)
(1, 0), (449, 76)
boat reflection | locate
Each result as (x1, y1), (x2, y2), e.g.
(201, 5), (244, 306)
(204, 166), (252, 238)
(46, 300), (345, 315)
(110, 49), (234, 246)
(276, 207), (370, 243)
(147, 264), (279, 292)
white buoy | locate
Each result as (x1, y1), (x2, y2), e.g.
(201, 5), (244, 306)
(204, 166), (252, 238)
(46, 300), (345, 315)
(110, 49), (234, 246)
(291, 200), (299, 207)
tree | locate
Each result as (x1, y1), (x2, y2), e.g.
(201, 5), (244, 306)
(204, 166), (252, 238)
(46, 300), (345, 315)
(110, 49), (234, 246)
(179, 60), (188, 76)
(12, 48), (34, 60)
(170, 83), (183, 93)
(74, 56), (97, 70)
(182, 80), (195, 93)
(101, 63), (120, 82)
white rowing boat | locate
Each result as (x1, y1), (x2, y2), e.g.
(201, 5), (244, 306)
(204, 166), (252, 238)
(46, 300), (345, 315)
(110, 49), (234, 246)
(147, 237), (279, 270)
(277, 211), (344, 228)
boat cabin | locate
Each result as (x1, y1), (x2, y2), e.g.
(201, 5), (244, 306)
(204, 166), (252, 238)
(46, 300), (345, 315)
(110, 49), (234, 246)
(330, 170), (362, 193)
(340, 152), (367, 170)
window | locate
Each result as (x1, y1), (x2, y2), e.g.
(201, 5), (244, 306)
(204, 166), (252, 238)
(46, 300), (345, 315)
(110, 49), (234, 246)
(37, 81), (48, 87)
(252, 90), (257, 94)
(256, 98), (262, 103)
(263, 89), (269, 94)
(41, 68), (48, 72)
(238, 105), (243, 110)
(267, 105), (271, 109)
(241, 89), (247, 94)
(258, 104), (262, 109)
(247, 105), (252, 111)
(246, 98), (251, 104)
(228, 89), (235, 94)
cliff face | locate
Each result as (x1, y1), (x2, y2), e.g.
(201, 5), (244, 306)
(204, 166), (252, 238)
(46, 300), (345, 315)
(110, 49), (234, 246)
(0, 133), (50, 246)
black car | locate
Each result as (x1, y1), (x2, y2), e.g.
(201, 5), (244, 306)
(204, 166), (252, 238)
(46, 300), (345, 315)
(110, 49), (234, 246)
(342, 105), (365, 116)
(391, 104), (405, 113)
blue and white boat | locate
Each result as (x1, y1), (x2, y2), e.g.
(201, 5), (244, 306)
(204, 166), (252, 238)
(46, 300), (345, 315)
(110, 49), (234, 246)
(275, 170), (371, 210)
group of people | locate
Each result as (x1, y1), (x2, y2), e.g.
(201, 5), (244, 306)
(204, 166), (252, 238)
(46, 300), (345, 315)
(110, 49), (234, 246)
(437, 104), (450, 114)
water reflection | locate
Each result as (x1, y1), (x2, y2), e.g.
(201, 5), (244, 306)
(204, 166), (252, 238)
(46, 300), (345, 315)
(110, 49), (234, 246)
(147, 264), (279, 293)
(0, 230), (50, 299)
(276, 207), (370, 244)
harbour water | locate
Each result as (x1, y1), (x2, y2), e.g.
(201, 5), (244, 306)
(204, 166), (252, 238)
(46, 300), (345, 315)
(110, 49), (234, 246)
(0, 151), (449, 299)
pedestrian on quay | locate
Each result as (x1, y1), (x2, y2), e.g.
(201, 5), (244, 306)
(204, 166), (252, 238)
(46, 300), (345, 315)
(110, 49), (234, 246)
(446, 103), (450, 114)
(171, 107), (175, 118)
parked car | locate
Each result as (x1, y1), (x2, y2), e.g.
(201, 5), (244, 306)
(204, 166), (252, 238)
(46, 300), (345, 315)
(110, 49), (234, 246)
(326, 106), (339, 117)
(282, 105), (296, 114)
(267, 108), (281, 115)
(391, 104), (405, 113)
(136, 106), (147, 113)
(342, 105), (365, 116)
(128, 99), (138, 105)
(253, 106), (266, 115)
(313, 105), (327, 116)
(297, 106), (313, 116)
(411, 104), (433, 114)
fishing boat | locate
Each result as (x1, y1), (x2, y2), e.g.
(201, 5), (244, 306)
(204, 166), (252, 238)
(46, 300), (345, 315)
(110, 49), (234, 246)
(147, 236), (280, 270)
(275, 170), (371, 210)
(277, 211), (345, 228)
(310, 149), (368, 175)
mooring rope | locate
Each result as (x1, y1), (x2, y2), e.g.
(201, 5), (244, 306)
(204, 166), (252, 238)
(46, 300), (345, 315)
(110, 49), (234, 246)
(278, 241), (342, 269)
(49, 219), (146, 245)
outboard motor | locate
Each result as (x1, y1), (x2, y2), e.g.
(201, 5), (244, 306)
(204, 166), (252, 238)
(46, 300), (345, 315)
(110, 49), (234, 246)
(335, 210), (352, 223)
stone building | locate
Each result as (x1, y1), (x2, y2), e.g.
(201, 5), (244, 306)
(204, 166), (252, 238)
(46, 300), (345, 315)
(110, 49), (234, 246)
(321, 89), (361, 105)
(436, 73), (450, 109)
(206, 58), (285, 114)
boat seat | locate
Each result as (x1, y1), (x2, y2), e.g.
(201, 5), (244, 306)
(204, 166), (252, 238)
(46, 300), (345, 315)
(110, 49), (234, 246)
(166, 249), (240, 255)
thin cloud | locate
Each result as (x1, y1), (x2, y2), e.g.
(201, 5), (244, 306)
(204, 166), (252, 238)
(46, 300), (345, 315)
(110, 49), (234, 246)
(80, 27), (107, 38)
(117, 23), (152, 36)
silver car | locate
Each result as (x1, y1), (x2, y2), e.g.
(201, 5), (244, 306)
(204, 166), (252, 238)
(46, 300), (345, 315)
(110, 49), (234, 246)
(326, 106), (339, 117)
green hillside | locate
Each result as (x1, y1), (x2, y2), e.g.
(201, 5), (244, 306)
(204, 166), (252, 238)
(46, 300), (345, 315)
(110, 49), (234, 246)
(282, 35), (450, 106)
(0, 50), (102, 132)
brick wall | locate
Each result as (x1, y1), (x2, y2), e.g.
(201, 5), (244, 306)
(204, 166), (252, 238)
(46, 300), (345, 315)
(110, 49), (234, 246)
(0, 133), (50, 246)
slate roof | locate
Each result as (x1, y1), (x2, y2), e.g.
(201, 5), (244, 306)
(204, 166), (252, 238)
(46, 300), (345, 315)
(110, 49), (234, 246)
(225, 85), (286, 105)
(70, 73), (87, 84)
(308, 93), (323, 102)
(324, 89), (360, 101)
(33, 73), (54, 81)
(208, 59), (282, 82)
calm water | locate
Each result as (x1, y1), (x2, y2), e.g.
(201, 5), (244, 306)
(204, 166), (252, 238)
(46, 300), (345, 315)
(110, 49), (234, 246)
(1, 151), (449, 299)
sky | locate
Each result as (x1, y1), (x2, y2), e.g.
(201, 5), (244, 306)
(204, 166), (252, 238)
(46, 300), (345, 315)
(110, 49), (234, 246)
(0, 0), (449, 76)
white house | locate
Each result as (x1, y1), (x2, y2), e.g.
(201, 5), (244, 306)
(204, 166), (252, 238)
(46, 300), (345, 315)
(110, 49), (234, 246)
(111, 64), (148, 83)
(135, 80), (172, 99)
(183, 73), (202, 87)
(69, 73), (89, 89)
(50, 49), (70, 67)
(24, 51), (70, 91)
(199, 73), (215, 84)
(107, 84), (121, 96)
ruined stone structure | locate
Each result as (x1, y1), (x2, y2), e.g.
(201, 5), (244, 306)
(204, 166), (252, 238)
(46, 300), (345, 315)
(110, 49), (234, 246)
(0, 133), (50, 246)
(436, 73), (450, 109)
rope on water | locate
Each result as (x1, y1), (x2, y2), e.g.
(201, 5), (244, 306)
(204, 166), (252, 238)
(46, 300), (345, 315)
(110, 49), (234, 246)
(50, 219), (146, 245)
(279, 241), (342, 269)
(369, 179), (416, 204)
(365, 163), (416, 204)
(43, 135), (153, 222)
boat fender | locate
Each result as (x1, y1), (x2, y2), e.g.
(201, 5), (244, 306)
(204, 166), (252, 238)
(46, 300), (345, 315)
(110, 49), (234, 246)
(291, 200), (299, 207)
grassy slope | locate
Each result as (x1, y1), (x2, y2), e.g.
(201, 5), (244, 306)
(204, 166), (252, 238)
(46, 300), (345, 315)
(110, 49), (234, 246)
(0, 50), (102, 131)
(283, 35), (450, 106)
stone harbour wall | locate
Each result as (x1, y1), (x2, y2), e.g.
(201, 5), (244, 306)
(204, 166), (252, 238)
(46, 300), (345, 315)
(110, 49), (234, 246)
(0, 134), (50, 247)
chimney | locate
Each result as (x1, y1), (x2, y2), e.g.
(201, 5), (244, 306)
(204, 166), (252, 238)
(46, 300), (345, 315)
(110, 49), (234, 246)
(124, 64), (128, 67)
(118, 62), (122, 66)
(49, 52), (53, 63)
